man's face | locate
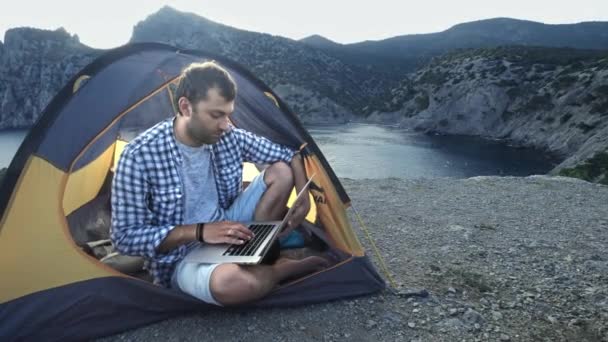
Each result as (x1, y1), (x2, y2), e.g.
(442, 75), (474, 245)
(184, 87), (234, 145)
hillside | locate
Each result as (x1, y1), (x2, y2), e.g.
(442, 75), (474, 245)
(367, 46), (608, 179)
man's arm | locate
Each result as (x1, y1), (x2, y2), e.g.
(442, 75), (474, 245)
(237, 129), (311, 229)
(156, 221), (254, 253)
(285, 153), (311, 230)
(111, 151), (182, 258)
(111, 151), (255, 256)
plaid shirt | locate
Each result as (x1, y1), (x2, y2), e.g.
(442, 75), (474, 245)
(110, 118), (295, 287)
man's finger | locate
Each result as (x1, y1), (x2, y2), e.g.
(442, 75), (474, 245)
(226, 237), (245, 245)
(230, 229), (253, 241)
(231, 225), (254, 238)
(224, 222), (254, 238)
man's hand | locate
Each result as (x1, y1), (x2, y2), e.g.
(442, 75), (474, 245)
(279, 195), (310, 238)
(203, 221), (255, 245)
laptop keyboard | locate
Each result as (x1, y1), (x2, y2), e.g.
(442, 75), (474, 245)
(223, 224), (275, 257)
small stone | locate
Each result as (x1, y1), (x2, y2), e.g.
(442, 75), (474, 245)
(298, 325), (306, 331)
(398, 288), (430, 298)
(492, 311), (503, 321)
(500, 334), (511, 341)
(568, 318), (581, 326)
(449, 308), (459, 316)
(365, 320), (377, 330)
(547, 316), (558, 324)
(462, 308), (485, 326)
(407, 322), (416, 328)
(412, 308), (420, 313)
(383, 311), (402, 323)
(448, 287), (457, 294)
(247, 325), (255, 332)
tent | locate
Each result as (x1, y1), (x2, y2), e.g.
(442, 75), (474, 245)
(0, 43), (385, 341)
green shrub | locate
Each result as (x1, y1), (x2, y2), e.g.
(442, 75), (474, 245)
(524, 94), (554, 112)
(507, 87), (521, 99)
(559, 151), (608, 185)
(560, 113), (573, 124)
(496, 79), (518, 87)
(593, 85), (608, 96)
(415, 94), (430, 111)
(502, 110), (515, 121)
(590, 100), (608, 116)
(577, 121), (597, 133)
(552, 75), (578, 90)
(419, 70), (448, 86)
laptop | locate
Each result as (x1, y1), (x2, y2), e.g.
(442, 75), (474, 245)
(184, 174), (315, 264)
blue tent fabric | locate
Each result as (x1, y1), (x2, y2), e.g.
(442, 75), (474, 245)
(1, 256), (383, 341)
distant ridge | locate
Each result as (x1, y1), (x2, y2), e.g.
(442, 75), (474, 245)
(299, 34), (341, 48)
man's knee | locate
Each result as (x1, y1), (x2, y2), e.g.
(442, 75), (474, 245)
(210, 264), (261, 305)
(264, 162), (293, 188)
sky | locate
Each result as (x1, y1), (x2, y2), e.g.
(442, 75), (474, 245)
(1, 0), (607, 49)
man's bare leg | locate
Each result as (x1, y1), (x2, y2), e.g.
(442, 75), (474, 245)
(254, 162), (293, 220)
(210, 256), (328, 306)
(208, 162), (328, 306)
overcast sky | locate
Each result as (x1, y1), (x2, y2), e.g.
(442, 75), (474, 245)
(1, 0), (607, 49)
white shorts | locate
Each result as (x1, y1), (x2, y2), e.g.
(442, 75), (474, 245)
(171, 171), (268, 305)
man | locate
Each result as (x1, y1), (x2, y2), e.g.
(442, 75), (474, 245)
(111, 61), (326, 306)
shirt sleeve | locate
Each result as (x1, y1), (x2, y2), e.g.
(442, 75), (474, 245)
(110, 149), (174, 259)
(234, 128), (296, 164)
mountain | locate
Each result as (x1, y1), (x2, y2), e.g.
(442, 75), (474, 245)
(306, 18), (608, 74)
(368, 46), (608, 178)
(130, 6), (396, 123)
(0, 27), (101, 129)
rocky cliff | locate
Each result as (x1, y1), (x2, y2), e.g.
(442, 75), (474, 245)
(0, 27), (100, 129)
(371, 46), (608, 177)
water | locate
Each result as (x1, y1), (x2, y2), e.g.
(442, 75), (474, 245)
(0, 124), (557, 179)
(0, 130), (28, 168)
(307, 123), (557, 179)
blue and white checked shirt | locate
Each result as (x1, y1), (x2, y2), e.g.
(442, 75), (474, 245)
(110, 118), (295, 287)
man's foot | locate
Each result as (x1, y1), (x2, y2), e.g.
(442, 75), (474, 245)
(274, 256), (330, 279)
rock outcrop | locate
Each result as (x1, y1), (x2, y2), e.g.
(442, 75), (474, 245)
(0, 27), (100, 129)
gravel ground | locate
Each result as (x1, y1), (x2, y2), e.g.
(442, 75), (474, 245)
(99, 175), (608, 342)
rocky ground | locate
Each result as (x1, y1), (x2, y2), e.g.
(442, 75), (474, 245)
(98, 176), (608, 342)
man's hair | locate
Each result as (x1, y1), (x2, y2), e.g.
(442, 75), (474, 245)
(174, 61), (237, 115)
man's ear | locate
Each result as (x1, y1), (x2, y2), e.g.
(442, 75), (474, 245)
(178, 97), (192, 117)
